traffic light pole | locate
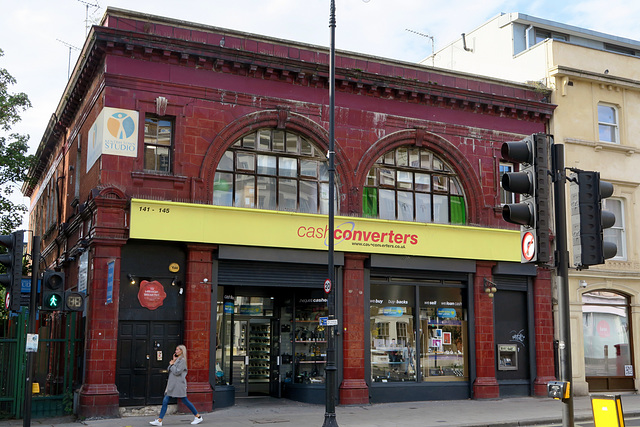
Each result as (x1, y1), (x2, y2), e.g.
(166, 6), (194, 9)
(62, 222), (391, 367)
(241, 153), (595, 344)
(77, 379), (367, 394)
(24, 235), (40, 427)
(552, 144), (574, 427)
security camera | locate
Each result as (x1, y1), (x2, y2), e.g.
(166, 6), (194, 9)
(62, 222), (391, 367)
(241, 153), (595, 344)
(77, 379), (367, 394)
(579, 280), (587, 288)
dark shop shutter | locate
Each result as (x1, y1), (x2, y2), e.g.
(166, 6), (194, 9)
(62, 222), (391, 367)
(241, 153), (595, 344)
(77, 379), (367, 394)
(218, 260), (328, 287)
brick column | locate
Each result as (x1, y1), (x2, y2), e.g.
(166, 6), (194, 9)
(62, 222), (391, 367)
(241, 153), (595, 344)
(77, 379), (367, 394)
(78, 188), (127, 418)
(339, 254), (369, 405)
(180, 243), (216, 413)
(472, 261), (499, 399)
(532, 267), (556, 396)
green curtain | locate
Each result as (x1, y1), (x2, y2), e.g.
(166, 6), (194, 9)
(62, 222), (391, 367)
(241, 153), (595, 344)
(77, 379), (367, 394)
(450, 196), (466, 224)
(362, 187), (378, 218)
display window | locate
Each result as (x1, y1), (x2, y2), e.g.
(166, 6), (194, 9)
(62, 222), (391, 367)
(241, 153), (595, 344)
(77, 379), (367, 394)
(370, 284), (417, 382)
(370, 281), (468, 383)
(419, 286), (468, 381)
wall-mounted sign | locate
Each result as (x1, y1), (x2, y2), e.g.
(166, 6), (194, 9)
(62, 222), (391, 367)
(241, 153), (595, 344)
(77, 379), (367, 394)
(169, 263), (180, 273)
(138, 280), (167, 311)
(87, 107), (139, 172)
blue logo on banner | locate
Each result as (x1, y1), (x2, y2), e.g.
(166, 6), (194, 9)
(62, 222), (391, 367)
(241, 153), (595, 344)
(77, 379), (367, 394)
(437, 308), (456, 318)
(224, 302), (234, 314)
(382, 307), (404, 317)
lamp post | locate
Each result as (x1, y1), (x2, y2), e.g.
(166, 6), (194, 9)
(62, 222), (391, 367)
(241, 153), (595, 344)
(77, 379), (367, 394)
(323, 1), (338, 426)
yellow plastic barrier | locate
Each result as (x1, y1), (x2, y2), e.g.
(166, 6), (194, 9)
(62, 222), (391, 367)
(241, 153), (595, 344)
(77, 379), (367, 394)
(591, 394), (625, 427)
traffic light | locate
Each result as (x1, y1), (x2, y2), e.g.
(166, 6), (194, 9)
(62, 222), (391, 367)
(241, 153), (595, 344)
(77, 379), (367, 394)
(42, 270), (64, 311)
(0, 230), (25, 312)
(501, 134), (551, 263)
(64, 290), (85, 312)
(570, 170), (617, 268)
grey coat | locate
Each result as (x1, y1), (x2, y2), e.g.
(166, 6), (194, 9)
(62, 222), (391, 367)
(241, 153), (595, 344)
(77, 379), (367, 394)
(165, 357), (188, 398)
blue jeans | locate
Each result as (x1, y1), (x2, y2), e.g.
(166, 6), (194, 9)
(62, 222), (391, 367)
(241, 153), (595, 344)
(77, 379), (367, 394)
(158, 394), (198, 419)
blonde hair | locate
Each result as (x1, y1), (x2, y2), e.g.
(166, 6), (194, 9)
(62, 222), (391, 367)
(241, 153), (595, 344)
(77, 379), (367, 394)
(177, 344), (187, 362)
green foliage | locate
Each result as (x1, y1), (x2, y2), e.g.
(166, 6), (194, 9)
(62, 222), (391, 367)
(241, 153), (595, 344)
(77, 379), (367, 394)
(0, 48), (34, 235)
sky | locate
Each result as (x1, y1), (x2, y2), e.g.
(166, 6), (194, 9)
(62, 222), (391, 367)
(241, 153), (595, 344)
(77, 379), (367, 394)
(3, 0), (640, 228)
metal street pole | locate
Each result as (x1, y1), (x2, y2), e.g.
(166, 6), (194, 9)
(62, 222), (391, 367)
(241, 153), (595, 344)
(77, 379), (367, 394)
(24, 235), (40, 427)
(323, 1), (338, 426)
(552, 143), (574, 426)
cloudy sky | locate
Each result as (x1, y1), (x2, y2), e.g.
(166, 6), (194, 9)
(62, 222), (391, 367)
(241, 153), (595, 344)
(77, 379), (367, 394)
(2, 0), (640, 226)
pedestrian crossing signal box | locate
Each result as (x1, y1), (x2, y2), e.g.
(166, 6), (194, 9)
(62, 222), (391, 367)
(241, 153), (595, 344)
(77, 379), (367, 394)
(547, 381), (570, 400)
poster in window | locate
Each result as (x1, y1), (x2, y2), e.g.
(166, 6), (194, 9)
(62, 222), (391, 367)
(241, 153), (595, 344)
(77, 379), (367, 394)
(443, 332), (452, 345)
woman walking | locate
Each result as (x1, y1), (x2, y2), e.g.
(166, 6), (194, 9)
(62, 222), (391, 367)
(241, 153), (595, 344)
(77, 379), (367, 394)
(150, 345), (203, 426)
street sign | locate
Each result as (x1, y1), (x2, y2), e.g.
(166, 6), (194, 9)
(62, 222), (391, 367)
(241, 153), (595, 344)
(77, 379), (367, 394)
(522, 231), (536, 262)
(324, 278), (332, 294)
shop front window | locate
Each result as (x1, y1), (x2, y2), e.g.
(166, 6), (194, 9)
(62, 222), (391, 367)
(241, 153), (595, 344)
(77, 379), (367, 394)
(583, 291), (631, 378)
(370, 284), (416, 382)
(419, 286), (467, 381)
(370, 281), (468, 384)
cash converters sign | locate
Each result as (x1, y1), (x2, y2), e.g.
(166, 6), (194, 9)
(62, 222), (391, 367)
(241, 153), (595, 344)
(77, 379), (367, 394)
(129, 199), (520, 261)
(87, 107), (139, 171)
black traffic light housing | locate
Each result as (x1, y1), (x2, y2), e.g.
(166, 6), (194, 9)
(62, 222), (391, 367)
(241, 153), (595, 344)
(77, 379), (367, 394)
(571, 170), (617, 268)
(0, 230), (25, 312)
(501, 134), (551, 263)
(42, 270), (65, 311)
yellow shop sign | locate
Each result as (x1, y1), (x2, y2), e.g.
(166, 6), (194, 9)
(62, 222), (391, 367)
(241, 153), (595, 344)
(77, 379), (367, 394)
(129, 199), (520, 262)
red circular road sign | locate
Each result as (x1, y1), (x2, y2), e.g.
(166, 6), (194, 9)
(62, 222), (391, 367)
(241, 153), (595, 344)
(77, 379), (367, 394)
(4, 292), (10, 311)
(522, 231), (536, 262)
(324, 279), (332, 294)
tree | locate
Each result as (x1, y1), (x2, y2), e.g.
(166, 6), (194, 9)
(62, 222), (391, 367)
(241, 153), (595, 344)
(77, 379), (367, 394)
(0, 48), (33, 235)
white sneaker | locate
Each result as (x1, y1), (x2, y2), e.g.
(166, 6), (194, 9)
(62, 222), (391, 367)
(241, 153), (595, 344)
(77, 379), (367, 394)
(191, 416), (203, 425)
(150, 420), (162, 426)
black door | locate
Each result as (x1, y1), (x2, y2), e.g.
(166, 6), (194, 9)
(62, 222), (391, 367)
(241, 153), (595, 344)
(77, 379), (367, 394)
(494, 288), (531, 397)
(117, 321), (182, 405)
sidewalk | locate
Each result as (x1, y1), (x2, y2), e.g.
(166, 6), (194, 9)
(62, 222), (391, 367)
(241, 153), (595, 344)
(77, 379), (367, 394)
(2, 394), (639, 427)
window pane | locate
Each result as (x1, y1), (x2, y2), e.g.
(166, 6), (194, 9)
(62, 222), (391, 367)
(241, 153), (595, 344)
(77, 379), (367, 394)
(300, 160), (318, 178)
(144, 145), (157, 170)
(257, 131), (270, 150)
(213, 172), (233, 206)
(379, 189), (395, 220)
(433, 195), (448, 224)
(257, 176), (276, 210)
(300, 138), (313, 156)
(433, 175), (449, 192)
(319, 162), (329, 182)
(420, 151), (432, 169)
(433, 157), (444, 171)
(380, 169), (395, 187)
(397, 191), (413, 221)
(383, 151), (395, 165)
(409, 148), (420, 168)
(257, 155), (277, 175)
(397, 171), (413, 190)
(157, 146), (170, 172)
(278, 178), (297, 211)
(272, 130), (284, 151)
(370, 284), (416, 382)
(416, 193), (431, 223)
(415, 173), (430, 192)
(599, 124), (616, 143)
(244, 132), (256, 149)
(396, 147), (408, 166)
(363, 187), (378, 218)
(450, 196), (466, 224)
(300, 181), (318, 214)
(279, 157), (297, 177)
(235, 174), (255, 208)
(320, 182), (330, 215)
(218, 151), (234, 171)
(366, 169), (377, 186)
(236, 153), (255, 171)
(157, 120), (172, 145)
(598, 105), (616, 124)
(285, 132), (298, 153)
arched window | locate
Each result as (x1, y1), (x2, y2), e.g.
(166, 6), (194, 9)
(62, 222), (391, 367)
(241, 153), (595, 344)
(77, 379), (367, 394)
(363, 146), (466, 224)
(213, 129), (336, 214)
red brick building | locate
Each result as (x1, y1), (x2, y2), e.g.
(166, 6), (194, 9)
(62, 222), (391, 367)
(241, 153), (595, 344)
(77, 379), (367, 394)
(24, 7), (556, 418)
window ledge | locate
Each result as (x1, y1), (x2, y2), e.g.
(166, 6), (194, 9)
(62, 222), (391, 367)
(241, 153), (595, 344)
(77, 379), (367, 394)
(564, 138), (636, 156)
(131, 171), (188, 189)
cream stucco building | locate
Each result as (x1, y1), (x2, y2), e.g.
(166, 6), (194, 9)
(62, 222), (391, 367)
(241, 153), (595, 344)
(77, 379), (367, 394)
(426, 13), (640, 395)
